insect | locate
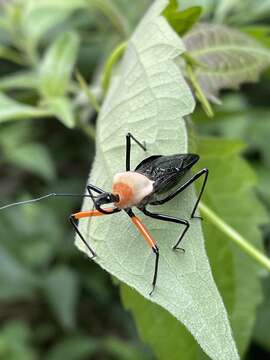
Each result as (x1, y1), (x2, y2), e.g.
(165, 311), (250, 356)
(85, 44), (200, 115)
(0, 133), (208, 295)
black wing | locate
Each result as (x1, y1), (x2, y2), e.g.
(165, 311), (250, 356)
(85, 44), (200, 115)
(135, 154), (199, 194)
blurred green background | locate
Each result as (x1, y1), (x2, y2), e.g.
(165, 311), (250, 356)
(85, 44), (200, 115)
(0, 0), (270, 359)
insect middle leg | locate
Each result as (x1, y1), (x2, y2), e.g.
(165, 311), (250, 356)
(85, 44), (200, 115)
(150, 168), (208, 219)
(126, 132), (147, 171)
(141, 207), (190, 251)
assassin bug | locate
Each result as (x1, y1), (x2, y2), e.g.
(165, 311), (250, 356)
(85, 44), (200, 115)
(0, 133), (208, 295)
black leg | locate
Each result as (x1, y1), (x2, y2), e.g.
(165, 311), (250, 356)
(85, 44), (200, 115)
(150, 168), (208, 219)
(70, 207), (120, 258)
(69, 215), (97, 258)
(150, 245), (159, 296)
(126, 132), (147, 171)
(141, 207), (190, 251)
(125, 208), (159, 296)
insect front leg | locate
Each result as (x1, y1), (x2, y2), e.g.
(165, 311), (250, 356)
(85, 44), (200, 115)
(140, 207), (190, 251)
(70, 208), (119, 258)
(126, 133), (147, 171)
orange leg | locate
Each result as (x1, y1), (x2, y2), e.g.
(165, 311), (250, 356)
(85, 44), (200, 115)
(70, 207), (119, 258)
(73, 208), (115, 219)
(127, 210), (159, 296)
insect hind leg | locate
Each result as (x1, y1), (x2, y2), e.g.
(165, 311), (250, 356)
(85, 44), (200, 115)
(150, 168), (208, 220)
(140, 207), (190, 251)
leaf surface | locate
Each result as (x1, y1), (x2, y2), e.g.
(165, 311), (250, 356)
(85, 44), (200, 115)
(76, 1), (238, 359)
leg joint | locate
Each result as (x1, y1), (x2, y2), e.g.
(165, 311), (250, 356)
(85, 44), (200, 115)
(152, 245), (159, 254)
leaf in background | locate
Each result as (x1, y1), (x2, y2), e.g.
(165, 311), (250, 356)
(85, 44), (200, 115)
(102, 336), (152, 360)
(0, 321), (37, 360)
(43, 266), (79, 330)
(44, 97), (76, 128)
(5, 142), (56, 181)
(0, 45), (22, 64)
(0, 246), (37, 301)
(241, 26), (270, 48)
(39, 31), (80, 98)
(197, 137), (268, 356)
(45, 335), (99, 360)
(252, 275), (270, 352)
(76, 1), (238, 359)
(163, 0), (202, 36)
(0, 92), (49, 123)
(183, 24), (270, 102)
(22, 0), (86, 44)
(214, 0), (270, 24)
(0, 71), (38, 91)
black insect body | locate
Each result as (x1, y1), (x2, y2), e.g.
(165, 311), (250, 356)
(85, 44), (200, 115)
(0, 133), (208, 296)
(135, 153), (200, 205)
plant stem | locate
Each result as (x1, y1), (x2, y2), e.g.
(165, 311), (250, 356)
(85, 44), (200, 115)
(88, 0), (128, 38)
(186, 64), (214, 118)
(199, 201), (270, 272)
(102, 42), (127, 92)
(75, 70), (100, 113)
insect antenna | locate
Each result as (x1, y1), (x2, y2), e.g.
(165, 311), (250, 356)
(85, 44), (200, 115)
(0, 193), (92, 211)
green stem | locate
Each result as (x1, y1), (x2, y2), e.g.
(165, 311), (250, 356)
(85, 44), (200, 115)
(199, 201), (270, 272)
(186, 64), (214, 118)
(87, 0), (128, 38)
(75, 70), (100, 113)
(102, 42), (127, 92)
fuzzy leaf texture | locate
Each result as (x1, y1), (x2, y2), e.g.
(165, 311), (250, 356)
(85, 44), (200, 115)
(121, 137), (267, 359)
(76, 1), (238, 359)
(183, 23), (270, 102)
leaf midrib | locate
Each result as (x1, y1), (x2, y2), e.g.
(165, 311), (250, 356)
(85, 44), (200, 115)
(190, 45), (270, 58)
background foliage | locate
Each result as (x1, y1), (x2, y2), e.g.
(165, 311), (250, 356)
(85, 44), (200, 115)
(0, 0), (270, 359)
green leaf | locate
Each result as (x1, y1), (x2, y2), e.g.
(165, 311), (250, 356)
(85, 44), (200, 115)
(76, 1), (238, 359)
(184, 24), (270, 102)
(0, 92), (49, 123)
(44, 97), (76, 128)
(45, 335), (99, 360)
(0, 246), (37, 301)
(5, 142), (56, 181)
(253, 276), (270, 351)
(0, 71), (38, 91)
(0, 45), (23, 64)
(39, 31), (80, 98)
(43, 266), (79, 329)
(197, 137), (268, 356)
(163, 1), (202, 36)
(0, 321), (37, 360)
(241, 25), (270, 48)
(22, 0), (86, 43)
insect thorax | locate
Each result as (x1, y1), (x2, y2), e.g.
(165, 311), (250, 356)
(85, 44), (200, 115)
(112, 171), (154, 208)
